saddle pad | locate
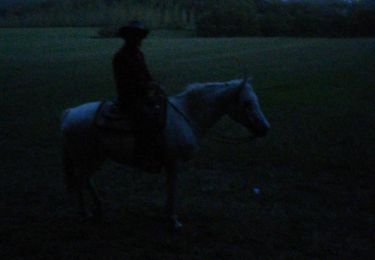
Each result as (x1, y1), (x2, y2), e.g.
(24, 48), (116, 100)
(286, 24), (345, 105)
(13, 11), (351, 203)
(95, 101), (136, 132)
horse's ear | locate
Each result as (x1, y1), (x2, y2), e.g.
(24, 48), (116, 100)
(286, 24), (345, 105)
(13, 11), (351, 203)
(241, 76), (249, 87)
(241, 76), (253, 87)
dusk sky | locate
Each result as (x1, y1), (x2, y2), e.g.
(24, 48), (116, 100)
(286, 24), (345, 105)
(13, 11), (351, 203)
(0, 0), (45, 8)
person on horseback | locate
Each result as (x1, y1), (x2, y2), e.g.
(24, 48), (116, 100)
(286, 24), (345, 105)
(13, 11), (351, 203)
(113, 20), (166, 172)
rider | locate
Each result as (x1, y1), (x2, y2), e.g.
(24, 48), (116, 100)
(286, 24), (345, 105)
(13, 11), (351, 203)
(113, 20), (166, 171)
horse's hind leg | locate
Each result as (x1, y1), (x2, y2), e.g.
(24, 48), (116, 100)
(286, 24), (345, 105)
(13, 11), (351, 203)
(74, 173), (104, 220)
(77, 177), (88, 218)
(74, 166), (106, 221)
(63, 147), (101, 219)
(63, 147), (87, 217)
(165, 162), (183, 230)
(87, 178), (103, 219)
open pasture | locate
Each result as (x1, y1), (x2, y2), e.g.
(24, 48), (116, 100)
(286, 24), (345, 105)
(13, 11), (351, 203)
(1, 28), (374, 258)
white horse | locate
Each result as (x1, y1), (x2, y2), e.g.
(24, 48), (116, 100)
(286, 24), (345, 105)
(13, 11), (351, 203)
(61, 78), (270, 229)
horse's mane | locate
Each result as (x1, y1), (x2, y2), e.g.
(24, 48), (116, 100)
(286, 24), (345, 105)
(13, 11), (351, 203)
(172, 79), (251, 102)
(185, 79), (244, 93)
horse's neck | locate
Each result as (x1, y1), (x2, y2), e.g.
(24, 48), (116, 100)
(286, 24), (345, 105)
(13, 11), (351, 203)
(172, 82), (239, 137)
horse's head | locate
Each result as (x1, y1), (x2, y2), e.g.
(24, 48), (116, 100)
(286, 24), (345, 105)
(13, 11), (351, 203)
(227, 78), (270, 137)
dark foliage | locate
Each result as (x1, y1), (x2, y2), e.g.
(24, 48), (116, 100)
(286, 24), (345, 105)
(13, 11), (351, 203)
(196, 0), (260, 37)
(196, 1), (375, 37)
(1, 0), (375, 37)
(349, 7), (375, 36)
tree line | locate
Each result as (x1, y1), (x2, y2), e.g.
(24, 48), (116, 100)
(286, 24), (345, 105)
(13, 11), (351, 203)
(0, 0), (374, 37)
(196, 0), (375, 37)
(0, 0), (200, 28)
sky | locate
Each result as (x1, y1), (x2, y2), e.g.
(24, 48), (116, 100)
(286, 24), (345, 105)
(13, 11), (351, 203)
(0, 0), (45, 8)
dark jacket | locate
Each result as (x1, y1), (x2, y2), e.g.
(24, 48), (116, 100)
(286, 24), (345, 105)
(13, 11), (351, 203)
(112, 45), (166, 129)
(113, 45), (153, 107)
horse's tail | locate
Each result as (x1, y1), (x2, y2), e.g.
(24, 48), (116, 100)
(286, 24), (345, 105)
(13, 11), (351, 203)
(63, 144), (77, 196)
(61, 109), (77, 196)
(60, 109), (70, 133)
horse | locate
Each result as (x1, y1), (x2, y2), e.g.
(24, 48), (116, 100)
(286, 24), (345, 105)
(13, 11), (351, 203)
(61, 78), (270, 229)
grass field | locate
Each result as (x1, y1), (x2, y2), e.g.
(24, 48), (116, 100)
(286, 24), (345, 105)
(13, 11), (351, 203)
(1, 28), (374, 259)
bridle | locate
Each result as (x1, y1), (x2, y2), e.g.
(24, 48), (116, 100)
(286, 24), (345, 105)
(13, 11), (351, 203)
(209, 83), (278, 145)
(168, 79), (277, 145)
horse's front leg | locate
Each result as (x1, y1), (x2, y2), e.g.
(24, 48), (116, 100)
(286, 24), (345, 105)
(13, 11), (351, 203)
(165, 162), (183, 231)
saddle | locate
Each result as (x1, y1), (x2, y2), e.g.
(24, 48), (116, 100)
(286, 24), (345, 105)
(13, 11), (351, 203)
(95, 101), (136, 132)
(94, 101), (164, 173)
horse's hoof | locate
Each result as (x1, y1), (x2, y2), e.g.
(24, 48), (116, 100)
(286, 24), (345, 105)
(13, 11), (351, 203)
(79, 209), (105, 225)
(168, 215), (183, 232)
(174, 220), (183, 232)
(91, 212), (106, 225)
(83, 215), (105, 226)
(92, 208), (104, 219)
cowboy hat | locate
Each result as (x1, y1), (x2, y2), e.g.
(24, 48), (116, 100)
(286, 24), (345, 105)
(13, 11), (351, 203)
(118, 20), (149, 39)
